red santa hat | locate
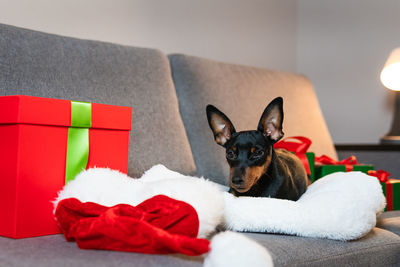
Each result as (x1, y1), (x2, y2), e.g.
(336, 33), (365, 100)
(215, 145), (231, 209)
(53, 166), (274, 267)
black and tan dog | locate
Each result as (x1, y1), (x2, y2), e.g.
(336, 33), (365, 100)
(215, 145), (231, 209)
(206, 97), (310, 201)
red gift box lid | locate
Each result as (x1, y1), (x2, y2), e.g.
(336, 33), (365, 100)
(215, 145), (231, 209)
(0, 95), (131, 130)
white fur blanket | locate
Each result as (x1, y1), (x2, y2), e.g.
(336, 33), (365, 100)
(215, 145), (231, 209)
(55, 164), (385, 240)
(223, 171), (385, 240)
(54, 165), (385, 267)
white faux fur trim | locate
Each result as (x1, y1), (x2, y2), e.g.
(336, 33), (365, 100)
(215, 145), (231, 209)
(54, 165), (385, 242)
(204, 231), (273, 267)
(54, 165), (225, 238)
(223, 171), (385, 241)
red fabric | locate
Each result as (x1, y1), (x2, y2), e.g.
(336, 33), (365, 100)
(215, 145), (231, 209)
(274, 136), (312, 175)
(55, 195), (210, 256)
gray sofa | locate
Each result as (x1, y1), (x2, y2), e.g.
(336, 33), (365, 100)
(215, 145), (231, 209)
(1, 23), (400, 266)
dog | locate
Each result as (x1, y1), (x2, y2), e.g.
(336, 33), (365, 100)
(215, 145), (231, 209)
(206, 97), (310, 201)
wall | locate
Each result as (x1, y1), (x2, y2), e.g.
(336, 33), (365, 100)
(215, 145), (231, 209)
(297, 0), (400, 144)
(2, 0), (399, 144)
(0, 0), (297, 72)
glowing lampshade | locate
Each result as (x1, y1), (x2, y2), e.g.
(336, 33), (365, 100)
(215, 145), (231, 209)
(380, 47), (400, 144)
(381, 47), (400, 91)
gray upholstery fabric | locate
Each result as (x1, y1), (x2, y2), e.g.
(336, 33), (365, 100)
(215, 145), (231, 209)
(0, 235), (203, 267)
(1, 229), (400, 267)
(245, 227), (400, 267)
(169, 54), (337, 185)
(377, 211), (400, 236)
(0, 23), (196, 177)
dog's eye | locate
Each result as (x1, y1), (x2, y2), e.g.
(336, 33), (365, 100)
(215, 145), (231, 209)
(251, 150), (264, 159)
(226, 151), (236, 160)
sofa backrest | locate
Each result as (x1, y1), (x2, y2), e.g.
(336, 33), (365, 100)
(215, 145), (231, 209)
(169, 54), (337, 185)
(0, 23), (196, 178)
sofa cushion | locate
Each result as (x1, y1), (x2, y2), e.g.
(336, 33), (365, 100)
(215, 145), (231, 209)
(377, 211), (400, 236)
(0, 23), (196, 177)
(245, 227), (400, 266)
(1, 228), (399, 267)
(0, 234), (203, 267)
(169, 54), (337, 185)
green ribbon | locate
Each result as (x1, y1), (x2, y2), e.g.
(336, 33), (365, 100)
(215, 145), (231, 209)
(65, 101), (91, 184)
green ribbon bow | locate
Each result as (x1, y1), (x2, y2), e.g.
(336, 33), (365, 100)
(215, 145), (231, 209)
(65, 101), (91, 184)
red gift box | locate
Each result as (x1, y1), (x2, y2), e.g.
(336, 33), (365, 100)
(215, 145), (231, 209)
(0, 95), (132, 238)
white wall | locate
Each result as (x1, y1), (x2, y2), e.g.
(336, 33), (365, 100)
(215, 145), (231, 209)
(297, 0), (400, 144)
(0, 0), (297, 72)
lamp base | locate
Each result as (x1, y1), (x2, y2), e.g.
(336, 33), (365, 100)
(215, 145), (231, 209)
(381, 91), (400, 145)
(380, 135), (400, 145)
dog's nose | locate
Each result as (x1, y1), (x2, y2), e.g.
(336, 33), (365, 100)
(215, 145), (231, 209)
(232, 176), (244, 185)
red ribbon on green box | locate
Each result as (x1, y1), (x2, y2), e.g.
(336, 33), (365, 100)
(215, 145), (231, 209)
(274, 136), (312, 176)
(315, 155), (358, 171)
(65, 101), (91, 184)
(314, 154), (373, 180)
(368, 170), (390, 183)
(368, 170), (394, 211)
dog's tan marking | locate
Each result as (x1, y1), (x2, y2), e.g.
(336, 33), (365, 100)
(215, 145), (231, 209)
(239, 154), (272, 192)
(230, 167), (234, 177)
(244, 165), (265, 186)
(250, 147), (256, 153)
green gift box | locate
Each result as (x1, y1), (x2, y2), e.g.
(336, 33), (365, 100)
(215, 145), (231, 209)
(306, 152), (315, 182)
(315, 164), (374, 181)
(380, 179), (400, 211)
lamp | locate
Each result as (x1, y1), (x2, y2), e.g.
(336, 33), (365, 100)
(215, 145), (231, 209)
(380, 47), (400, 144)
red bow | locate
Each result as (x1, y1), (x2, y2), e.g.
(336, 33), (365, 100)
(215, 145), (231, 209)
(274, 136), (312, 175)
(368, 169), (391, 182)
(315, 155), (358, 172)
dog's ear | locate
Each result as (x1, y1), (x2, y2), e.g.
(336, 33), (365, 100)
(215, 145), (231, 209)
(257, 97), (284, 143)
(206, 105), (236, 147)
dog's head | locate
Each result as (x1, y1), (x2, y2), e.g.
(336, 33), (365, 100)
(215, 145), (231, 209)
(206, 97), (284, 193)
